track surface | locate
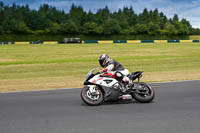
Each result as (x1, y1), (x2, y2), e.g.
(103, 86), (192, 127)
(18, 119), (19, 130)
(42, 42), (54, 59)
(0, 80), (200, 133)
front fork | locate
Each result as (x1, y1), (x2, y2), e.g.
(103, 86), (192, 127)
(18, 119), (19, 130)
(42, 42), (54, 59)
(87, 85), (100, 97)
(87, 85), (97, 93)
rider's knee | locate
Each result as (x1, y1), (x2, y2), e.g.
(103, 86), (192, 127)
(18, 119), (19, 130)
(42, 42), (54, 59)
(123, 76), (129, 82)
(115, 71), (124, 80)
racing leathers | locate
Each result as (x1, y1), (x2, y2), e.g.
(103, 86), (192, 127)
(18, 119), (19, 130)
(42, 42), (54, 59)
(100, 59), (132, 91)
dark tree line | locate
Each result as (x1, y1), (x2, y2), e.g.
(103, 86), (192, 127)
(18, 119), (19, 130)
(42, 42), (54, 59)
(0, 1), (200, 35)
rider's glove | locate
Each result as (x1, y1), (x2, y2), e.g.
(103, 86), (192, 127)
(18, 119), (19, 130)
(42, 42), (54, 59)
(100, 68), (108, 73)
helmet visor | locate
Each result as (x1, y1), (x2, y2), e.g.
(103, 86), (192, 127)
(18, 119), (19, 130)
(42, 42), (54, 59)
(99, 59), (104, 67)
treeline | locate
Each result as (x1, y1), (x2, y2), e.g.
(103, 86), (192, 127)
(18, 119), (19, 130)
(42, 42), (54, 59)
(0, 1), (200, 35)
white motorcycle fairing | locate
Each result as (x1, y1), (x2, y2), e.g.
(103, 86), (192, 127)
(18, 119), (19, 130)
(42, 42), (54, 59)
(88, 74), (118, 87)
(86, 74), (121, 100)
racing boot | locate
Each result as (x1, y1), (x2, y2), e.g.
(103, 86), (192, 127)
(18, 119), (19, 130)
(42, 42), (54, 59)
(120, 80), (133, 93)
(127, 79), (134, 89)
(123, 80), (134, 93)
(120, 84), (127, 93)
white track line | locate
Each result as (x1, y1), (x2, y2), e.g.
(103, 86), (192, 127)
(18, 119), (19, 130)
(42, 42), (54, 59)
(0, 80), (199, 94)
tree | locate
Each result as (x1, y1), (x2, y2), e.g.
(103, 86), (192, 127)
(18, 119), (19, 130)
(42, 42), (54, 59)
(47, 23), (61, 34)
(0, 1), (3, 11)
(159, 12), (168, 29)
(134, 24), (148, 34)
(83, 22), (99, 34)
(95, 26), (103, 34)
(129, 26), (137, 35)
(0, 25), (4, 34)
(103, 19), (121, 35)
(147, 21), (160, 35)
(164, 22), (177, 35)
(2, 19), (17, 33)
(177, 22), (189, 35)
(112, 8), (129, 29)
(14, 20), (30, 34)
(138, 8), (150, 24)
(95, 6), (110, 25)
(69, 4), (85, 27)
(173, 14), (179, 22)
(152, 8), (159, 23)
(60, 20), (78, 34)
(172, 14), (180, 29)
(0, 1), (4, 22)
(181, 18), (192, 34)
(0, 1), (197, 35)
(27, 10), (50, 31)
(127, 6), (137, 26)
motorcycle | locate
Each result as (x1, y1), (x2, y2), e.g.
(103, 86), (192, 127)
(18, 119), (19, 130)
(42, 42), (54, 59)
(81, 68), (155, 106)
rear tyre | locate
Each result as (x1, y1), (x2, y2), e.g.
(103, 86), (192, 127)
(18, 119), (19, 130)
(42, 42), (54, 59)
(133, 82), (155, 103)
(81, 86), (104, 106)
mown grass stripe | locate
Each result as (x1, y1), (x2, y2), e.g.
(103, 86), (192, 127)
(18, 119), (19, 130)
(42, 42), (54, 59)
(0, 58), (97, 66)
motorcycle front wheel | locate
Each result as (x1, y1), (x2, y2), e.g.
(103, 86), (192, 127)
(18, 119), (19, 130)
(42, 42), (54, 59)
(81, 85), (104, 106)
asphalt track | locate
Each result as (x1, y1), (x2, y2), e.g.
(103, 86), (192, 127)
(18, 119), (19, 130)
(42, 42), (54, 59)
(0, 80), (200, 133)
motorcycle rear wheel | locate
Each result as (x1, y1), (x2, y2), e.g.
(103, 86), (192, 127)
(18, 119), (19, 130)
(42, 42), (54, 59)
(133, 82), (155, 103)
(81, 86), (104, 106)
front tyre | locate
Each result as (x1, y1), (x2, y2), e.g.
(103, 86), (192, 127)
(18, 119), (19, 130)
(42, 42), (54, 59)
(133, 82), (155, 103)
(81, 85), (104, 106)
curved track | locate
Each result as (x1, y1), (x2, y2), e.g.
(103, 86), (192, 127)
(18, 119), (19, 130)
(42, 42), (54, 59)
(0, 80), (200, 133)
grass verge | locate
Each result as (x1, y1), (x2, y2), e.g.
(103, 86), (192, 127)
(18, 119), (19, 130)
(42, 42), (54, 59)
(0, 43), (200, 92)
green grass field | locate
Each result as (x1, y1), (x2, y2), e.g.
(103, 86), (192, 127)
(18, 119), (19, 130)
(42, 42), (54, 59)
(190, 35), (200, 40)
(0, 43), (200, 92)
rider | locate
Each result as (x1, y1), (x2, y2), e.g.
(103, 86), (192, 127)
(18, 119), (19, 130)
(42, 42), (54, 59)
(98, 54), (133, 92)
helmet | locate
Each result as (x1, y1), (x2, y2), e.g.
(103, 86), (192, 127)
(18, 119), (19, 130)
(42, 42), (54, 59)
(99, 54), (109, 67)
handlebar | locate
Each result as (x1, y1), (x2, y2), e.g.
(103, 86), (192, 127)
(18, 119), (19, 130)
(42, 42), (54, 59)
(95, 72), (101, 75)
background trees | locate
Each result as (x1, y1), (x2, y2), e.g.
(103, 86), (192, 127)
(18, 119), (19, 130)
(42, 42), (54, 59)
(0, 1), (199, 35)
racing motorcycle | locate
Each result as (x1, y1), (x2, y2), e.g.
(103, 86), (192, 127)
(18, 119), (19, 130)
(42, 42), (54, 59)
(81, 68), (155, 106)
